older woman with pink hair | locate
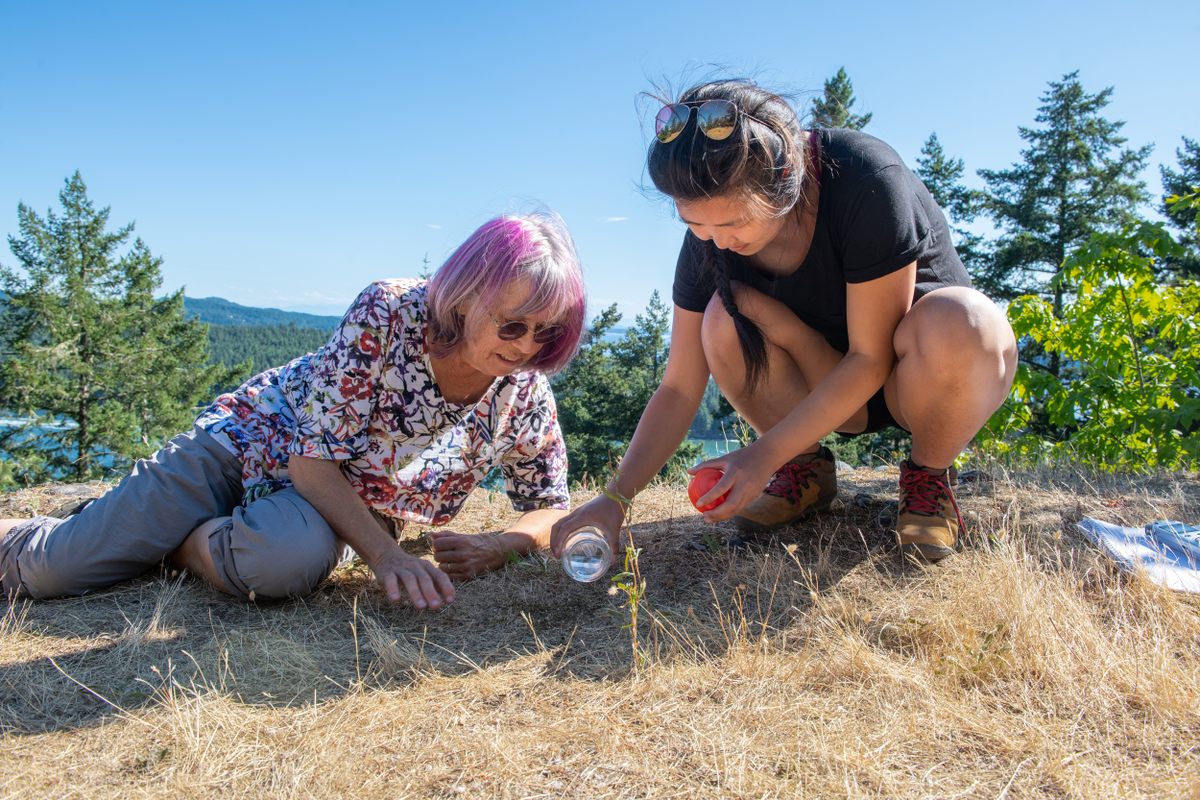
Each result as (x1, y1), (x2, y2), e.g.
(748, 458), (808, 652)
(1, 212), (586, 609)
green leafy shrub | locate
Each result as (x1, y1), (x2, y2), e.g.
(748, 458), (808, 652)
(981, 204), (1200, 471)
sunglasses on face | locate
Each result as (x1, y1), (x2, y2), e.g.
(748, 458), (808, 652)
(491, 314), (563, 344)
(655, 99), (738, 144)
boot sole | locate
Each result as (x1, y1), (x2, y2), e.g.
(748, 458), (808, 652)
(732, 497), (835, 534)
(900, 541), (956, 564)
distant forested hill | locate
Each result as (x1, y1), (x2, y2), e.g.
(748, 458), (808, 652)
(184, 297), (342, 329)
(207, 324), (332, 380)
(185, 297), (339, 387)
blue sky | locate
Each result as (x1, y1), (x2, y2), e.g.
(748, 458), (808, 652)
(2, 1), (1197, 321)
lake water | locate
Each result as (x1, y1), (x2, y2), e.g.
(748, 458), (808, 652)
(0, 416), (120, 475)
(691, 438), (740, 458)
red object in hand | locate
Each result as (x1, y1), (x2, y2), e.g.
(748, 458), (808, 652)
(688, 467), (728, 512)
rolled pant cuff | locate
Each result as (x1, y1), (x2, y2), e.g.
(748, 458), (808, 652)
(1, 517), (58, 599)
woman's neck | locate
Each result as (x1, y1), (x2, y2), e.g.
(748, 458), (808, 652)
(750, 202), (817, 275)
(427, 345), (494, 405)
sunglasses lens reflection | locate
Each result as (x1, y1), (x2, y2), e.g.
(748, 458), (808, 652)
(696, 100), (736, 140)
(497, 320), (561, 344)
(532, 326), (562, 344)
(497, 322), (527, 341)
(655, 104), (691, 143)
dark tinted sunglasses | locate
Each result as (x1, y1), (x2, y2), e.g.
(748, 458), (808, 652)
(491, 314), (563, 344)
(655, 99), (738, 144)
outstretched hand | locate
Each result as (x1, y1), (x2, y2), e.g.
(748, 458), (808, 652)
(429, 530), (511, 581)
(687, 446), (777, 523)
(368, 546), (455, 610)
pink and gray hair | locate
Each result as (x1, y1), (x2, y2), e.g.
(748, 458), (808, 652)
(426, 212), (586, 374)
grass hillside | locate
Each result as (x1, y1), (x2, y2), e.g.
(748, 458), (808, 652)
(2, 466), (1198, 798)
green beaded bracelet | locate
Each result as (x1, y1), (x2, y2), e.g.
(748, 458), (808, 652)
(603, 484), (633, 510)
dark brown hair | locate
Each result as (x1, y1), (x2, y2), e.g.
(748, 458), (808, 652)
(647, 79), (812, 390)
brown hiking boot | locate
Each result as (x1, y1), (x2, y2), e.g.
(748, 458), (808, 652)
(733, 447), (837, 533)
(896, 460), (964, 563)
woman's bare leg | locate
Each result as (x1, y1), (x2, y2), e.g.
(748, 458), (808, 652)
(167, 518), (235, 593)
(885, 287), (1017, 469)
(883, 287), (1017, 561)
(702, 284), (870, 439)
(700, 285), (866, 530)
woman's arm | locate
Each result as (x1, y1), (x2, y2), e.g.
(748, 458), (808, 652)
(429, 507), (568, 580)
(288, 454), (455, 609)
(697, 263), (917, 521)
(550, 306), (710, 554)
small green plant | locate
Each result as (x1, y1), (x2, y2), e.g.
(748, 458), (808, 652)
(608, 500), (648, 671)
(728, 414), (756, 448)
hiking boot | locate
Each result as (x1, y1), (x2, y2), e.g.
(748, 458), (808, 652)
(896, 460), (964, 563)
(733, 447), (837, 533)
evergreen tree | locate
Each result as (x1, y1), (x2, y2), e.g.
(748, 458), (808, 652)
(915, 132), (990, 290)
(978, 71), (1151, 320)
(811, 67), (872, 130)
(552, 291), (701, 485)
(551, 305), (628, 484)
(610, 290), (671, 431)
(1159, 136), (1200, 277)
(688, 379), (736, 439)
(0, 173), (237, 484)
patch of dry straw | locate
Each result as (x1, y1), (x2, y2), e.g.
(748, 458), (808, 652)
(2, 466), (1198, 798)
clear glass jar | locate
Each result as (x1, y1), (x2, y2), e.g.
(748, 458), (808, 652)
(561, 526), (613, 583)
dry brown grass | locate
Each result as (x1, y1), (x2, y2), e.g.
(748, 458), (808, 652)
(2, 466), (1199, 799)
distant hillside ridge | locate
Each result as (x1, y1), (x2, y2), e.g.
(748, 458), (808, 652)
(184, 295), (636, 341)
(184, 296), (342, 330)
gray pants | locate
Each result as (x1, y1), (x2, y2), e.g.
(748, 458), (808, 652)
(1, 427), (344, 601)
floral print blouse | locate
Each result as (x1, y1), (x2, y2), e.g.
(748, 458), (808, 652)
(194, 279), (570, 525)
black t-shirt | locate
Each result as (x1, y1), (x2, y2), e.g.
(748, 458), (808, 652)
(671, 128), (972, 353)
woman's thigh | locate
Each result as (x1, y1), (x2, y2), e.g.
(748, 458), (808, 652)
(205, 487), (343, 600)
(1, 427), (244, 599)
(882, 286), (1016, 433)
(710, 284), (871, 435)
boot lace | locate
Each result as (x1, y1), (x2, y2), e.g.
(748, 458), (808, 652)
(899, 465), (966, 534)
(764, 460), (818, 505)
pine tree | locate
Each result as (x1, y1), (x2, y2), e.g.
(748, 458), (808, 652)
(552, 291), (701, 485)
(915, 132), (990, 290)
(1159, 136), (1200, 277)
(0, 173), (237, 484)
(551, 305), (628, 484)
(811, 67), (872, 130)
(978, 71), (1151, 318)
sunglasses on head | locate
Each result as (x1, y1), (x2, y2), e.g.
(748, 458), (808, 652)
(655, 99), (738, 144)
(491, 313), (563, 344)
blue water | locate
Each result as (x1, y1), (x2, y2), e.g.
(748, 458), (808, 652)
(0, 417), (120, 475)
(692, 438), (740, 458)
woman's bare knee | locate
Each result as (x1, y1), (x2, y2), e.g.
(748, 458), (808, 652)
(895, 287), (1011, 369)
